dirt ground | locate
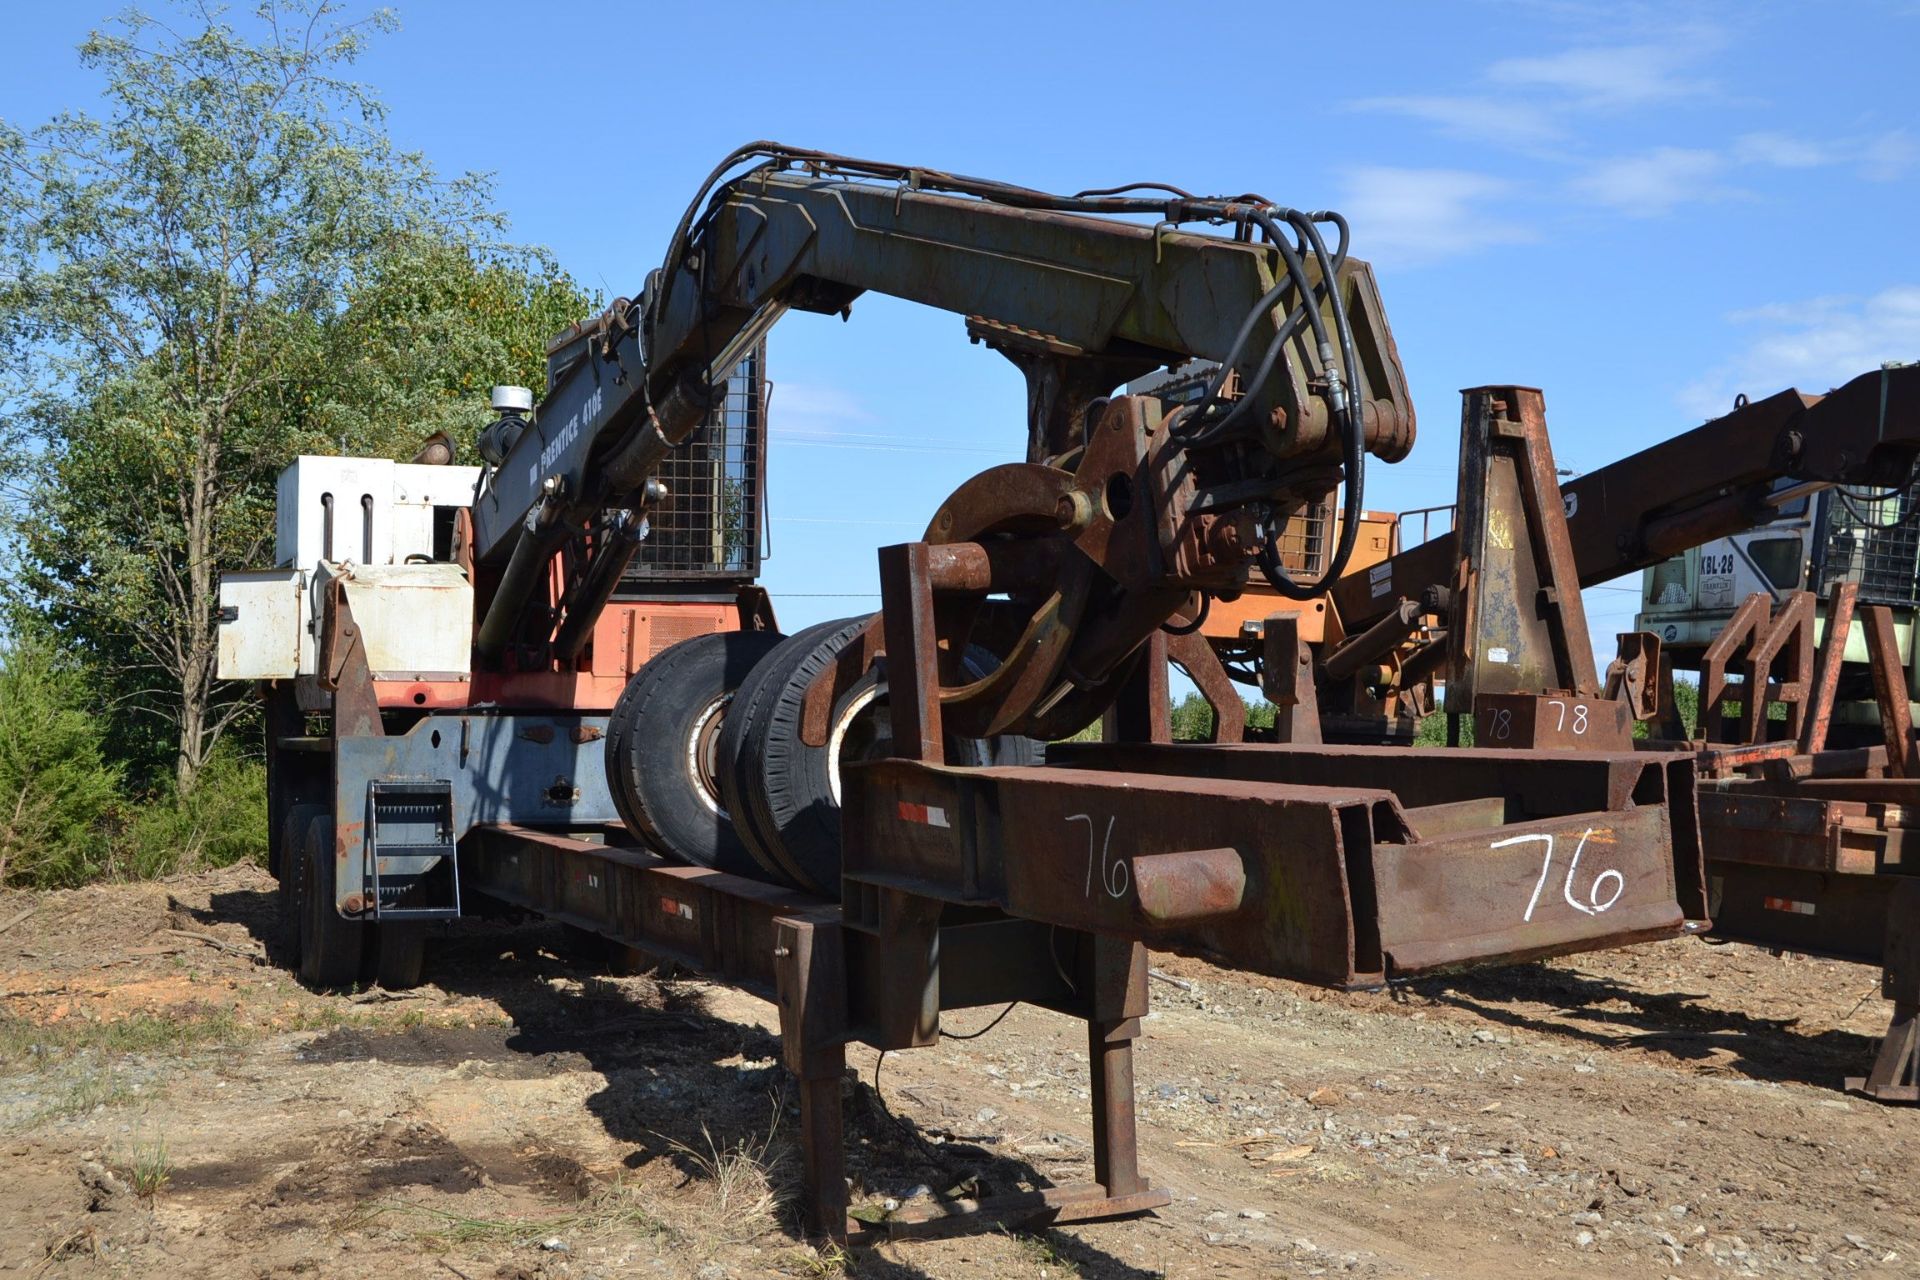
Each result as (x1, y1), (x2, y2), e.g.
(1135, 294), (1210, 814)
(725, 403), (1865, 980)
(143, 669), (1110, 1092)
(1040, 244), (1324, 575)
(0, 866), (1914, 1279)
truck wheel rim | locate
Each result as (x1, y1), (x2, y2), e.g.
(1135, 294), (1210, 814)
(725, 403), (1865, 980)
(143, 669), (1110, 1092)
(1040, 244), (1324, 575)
(687, 694), (731, 818)
(826, 683), (888, 808)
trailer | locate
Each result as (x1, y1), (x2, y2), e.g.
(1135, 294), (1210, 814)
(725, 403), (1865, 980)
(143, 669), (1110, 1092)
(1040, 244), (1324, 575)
(1637, 580), (1920, 1101)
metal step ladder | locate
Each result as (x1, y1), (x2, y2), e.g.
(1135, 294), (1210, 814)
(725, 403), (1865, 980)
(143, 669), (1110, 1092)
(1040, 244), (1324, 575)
(364, 781), (461, 920)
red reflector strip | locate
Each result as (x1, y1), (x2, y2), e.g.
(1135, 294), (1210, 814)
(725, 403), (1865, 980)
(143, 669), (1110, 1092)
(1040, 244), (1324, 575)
(659, 896), (694, 921)
(895, 801), (951, 828)
(1761, 896), (1817, 916)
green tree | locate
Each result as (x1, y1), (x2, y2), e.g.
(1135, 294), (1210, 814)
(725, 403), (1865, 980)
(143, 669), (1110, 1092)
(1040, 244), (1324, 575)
(304, 236), (593, 458)
(0, 640), (122, 887)
(1669, 677), (1700, 738)
(1167, 691), (1277, 741)
(0, 4), (582, 792)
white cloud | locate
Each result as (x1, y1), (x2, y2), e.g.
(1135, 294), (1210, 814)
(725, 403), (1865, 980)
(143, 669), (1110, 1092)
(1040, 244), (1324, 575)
(1568, 146), (1740, 215)
(1678, 286), (1920, 417)
(1732, 132), (1832, 168)
(1733, 128), (1916, 181)
(1570, 127), (1914, 218)
(1338, 167), (1537, 267)
(769, 382), (874, 428)
(1488, 41), (1713, 109)
(1351, 24), (1908, 203)
(1860, 129), (1918, 181)
(1350, 33), (1724, 151)
(1722, 295), (1856, 326)
(1349, 95), (1563, 148)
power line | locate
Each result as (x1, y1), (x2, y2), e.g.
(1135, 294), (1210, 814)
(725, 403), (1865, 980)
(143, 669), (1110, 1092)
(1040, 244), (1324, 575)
(773, 515), (920, 527)
(773, 434), (1005, 457)
(778, 427), (992, 444)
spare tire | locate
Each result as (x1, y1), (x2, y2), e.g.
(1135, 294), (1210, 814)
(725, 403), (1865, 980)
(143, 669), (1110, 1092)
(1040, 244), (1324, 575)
(717, 618), (865, 890)
(719, 617), (1038, 895)
(604, 629), (787, 876)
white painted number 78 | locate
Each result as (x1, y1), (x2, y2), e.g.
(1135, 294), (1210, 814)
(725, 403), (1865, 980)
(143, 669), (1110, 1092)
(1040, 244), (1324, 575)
(1546, 700), (1589, 735)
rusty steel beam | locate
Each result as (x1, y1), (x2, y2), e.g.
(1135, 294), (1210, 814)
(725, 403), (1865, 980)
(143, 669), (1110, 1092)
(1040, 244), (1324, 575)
(1701, 594), (1777, 741)
(1261, 611), (1325, 744)
(463, 825), (828, 997)
(1603, 631), (1663, 723)
(1863, 603), (1916, 777)
(1694, 769), (1920, 1104)
(1166, 628), (1245, 744)
(1800, 581), (1860, 755)
(1052, 740), (1666, 818)
(1846, 876), (1920, 1101)
(844, 746), (1702, 987)
(1048, 740), (1711, 929)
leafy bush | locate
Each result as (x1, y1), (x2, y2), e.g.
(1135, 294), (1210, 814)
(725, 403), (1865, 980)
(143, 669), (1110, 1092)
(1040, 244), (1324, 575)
(1169, 693), (1215, 741)
(117, 748), (268, 880)
(1413, 710), (1472, 747)
(0, 640), (123, 887)
(1668, 679), (1701, 737)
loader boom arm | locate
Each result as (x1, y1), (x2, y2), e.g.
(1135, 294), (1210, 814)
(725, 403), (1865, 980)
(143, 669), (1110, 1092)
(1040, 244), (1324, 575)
(467, 146), (1414, 660)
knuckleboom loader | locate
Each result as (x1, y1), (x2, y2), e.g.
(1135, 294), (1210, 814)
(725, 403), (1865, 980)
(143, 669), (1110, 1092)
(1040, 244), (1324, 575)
(219, 144), (1742, 1236)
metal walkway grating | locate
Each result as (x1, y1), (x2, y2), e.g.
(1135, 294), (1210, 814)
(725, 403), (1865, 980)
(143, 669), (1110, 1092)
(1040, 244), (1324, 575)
(1817, 482), (1920, 609)
(625, 341), (766, 583)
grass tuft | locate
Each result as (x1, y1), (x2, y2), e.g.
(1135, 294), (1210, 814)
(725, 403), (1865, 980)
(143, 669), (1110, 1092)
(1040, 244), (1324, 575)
(786, 1241), (852, 1275)
(1012, 1229), (1088, 1277)
(659, 1102), (793, 1244)
(128, 1135), (171, 1197)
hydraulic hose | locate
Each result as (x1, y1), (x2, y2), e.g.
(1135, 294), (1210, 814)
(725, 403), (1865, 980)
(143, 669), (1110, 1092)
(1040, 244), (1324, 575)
(1275, 209), (1367, 598)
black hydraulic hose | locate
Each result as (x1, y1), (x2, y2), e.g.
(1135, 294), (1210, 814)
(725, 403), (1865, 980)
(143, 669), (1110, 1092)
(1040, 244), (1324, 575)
(1294, 211), (1362, 424)
(1252, 211), (1338, 407)
(1837, 484), (1920, 529)
(1180, 211), (1329, 441)
(1244, 208), (1366, 600)
(646, 142), (774, 344)
(1070, 180), (1198, 200)
(1169, 271), (1298, 440)
(1293, 207), (1367, 538)
(1309, 209), (1352, 270)
(1180, 207), (1354, 448)
(1188, 292), (1313, 444)
(1160, 593), (1211, 636)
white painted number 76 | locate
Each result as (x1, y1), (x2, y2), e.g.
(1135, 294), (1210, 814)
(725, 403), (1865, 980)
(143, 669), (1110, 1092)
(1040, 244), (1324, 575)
(1069, 813), (1129, 900)
(1494, 827), (1625, 922)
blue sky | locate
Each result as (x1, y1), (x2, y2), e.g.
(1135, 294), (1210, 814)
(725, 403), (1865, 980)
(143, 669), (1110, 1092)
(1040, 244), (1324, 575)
(6, 0), (1919, 655)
